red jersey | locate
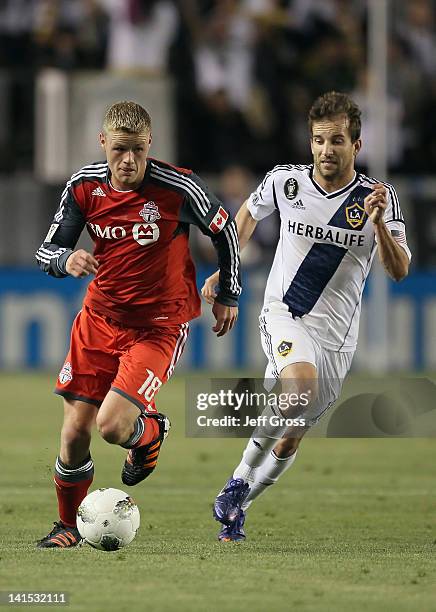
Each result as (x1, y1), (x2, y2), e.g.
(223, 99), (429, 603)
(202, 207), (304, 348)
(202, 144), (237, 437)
(36, 159), (241, 327)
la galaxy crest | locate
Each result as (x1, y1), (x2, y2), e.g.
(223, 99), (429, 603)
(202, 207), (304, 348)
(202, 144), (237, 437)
(284, 178), (298, 200)
(345, 201), (366, 229)
(277, 340), (293, 357)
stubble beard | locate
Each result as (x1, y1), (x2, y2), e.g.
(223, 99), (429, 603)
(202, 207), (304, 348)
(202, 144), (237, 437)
(316, 159), (340, 183)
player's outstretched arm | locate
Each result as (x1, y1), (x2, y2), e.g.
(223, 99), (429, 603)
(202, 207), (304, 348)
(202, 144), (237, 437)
(364, 183), (409, 282)
(201, 200), (257, 304)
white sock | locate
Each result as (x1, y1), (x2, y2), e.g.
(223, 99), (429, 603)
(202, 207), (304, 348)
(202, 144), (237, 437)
(231, 401), (288, 490)
(232, 438), (266, 485)
(232, 401), (289, 479)
(242, 449), (298, 510)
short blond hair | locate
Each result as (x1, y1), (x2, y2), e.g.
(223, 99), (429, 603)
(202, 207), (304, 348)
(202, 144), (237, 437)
(103, 101), (151, 134)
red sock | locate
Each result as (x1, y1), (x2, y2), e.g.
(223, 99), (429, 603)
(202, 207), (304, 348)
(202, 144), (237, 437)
(54, 475), (93, 527)
(132, 415), (159, 449)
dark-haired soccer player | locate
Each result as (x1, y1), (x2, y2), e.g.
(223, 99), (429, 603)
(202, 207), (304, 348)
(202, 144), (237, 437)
(203, 91), (411, 542)
(36, 101), (240, 548)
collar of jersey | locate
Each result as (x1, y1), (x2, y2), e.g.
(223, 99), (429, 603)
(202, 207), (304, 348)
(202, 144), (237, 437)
(309, 166), (359, 199)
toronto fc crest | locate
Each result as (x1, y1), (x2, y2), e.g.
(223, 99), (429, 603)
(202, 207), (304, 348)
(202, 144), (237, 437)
(139, 202), (161, 223)
(59, 362), (73, 384)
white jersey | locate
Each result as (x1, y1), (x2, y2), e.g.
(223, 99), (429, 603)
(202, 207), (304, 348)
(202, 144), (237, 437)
(247, 164), (411, 352)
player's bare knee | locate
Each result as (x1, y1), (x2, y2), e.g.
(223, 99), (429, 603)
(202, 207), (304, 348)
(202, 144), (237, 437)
(61, 423), (91, 444)
(279, 380), (317, 418)
(61, 411), (93, 447)
(279, 363), (318, 418)
(96, 418), (119, 444)
(96, 414), (129, 445)
(97, 391), (140, 444)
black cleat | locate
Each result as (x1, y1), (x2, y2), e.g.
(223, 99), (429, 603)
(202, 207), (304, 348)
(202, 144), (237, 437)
(121, 413), (171, 486)
(36, 521), (82, 548)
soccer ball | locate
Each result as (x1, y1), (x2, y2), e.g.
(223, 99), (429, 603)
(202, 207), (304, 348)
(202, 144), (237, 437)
(77, 488), (140, 551)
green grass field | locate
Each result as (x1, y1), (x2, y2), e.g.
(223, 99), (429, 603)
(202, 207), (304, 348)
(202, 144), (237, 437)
(1, 372), (436, 612)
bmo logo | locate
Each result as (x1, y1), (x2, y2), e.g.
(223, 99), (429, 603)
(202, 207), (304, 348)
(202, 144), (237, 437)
(88, 222), (159, 245)
(132, 223), (159, 245)
(88, 223), (126, 239)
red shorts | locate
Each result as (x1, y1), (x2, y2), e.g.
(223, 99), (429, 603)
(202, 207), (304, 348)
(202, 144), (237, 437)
(55, 306), (189, 412)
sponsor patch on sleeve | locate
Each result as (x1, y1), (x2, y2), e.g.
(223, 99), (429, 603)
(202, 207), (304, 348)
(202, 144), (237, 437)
(208, 206), (229, 234)
(44, 223), (59, 243)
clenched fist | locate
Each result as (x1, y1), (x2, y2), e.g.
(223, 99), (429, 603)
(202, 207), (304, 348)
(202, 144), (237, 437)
(364, 183), (387, 225)
(66, 249), (99, 278)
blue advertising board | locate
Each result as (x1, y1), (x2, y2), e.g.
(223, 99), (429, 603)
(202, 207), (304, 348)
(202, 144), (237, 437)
(0, 267), (435, 371)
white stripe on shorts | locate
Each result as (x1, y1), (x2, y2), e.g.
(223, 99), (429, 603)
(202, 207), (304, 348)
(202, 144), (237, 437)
(166, 322), (189, 379)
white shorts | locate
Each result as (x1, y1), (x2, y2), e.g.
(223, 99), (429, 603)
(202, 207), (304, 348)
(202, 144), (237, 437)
(259, 302), (354, 425)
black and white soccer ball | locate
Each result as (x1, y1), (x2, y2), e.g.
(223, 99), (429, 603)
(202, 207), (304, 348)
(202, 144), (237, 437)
(77, 488), (140, 551)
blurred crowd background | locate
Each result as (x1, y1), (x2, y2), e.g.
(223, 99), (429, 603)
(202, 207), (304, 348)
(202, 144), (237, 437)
(1, 0), (436, 267)
(0, 0), (435, 371)
(2, 0), (436, 171)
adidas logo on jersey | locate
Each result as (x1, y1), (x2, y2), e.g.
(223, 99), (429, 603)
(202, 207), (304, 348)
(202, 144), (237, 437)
(91, 186), (106, 197)
(291, 199), (305, 209)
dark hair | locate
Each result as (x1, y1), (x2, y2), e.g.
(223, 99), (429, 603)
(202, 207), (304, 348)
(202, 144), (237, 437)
(308, 91), (361, 142)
